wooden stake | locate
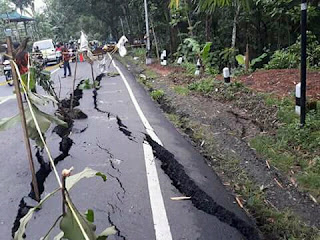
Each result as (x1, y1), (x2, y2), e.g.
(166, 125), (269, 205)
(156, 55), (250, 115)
(61, 167), (73, 215)
(70, 53), (78, 110)
(6, 36), (40, 202)
(91, 63), (95, 83)
(62, 175), (66, 215)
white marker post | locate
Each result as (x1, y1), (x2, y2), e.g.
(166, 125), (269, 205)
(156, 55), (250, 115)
(177, 56), (183, 65)
(223, 67), (231, 83)
(296, 83), (301, 115)
(195, 59), (201, 75)
(161, 50), (167, 66)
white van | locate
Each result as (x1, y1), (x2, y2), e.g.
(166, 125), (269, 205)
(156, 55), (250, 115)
(33, 39), (59, 65)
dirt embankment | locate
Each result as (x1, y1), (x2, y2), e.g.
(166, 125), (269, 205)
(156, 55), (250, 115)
(228, 69), (320, 100)
(148, 64), (320, 100)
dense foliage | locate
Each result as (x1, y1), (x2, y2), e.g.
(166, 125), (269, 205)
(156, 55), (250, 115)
(1, 0), (320, 70)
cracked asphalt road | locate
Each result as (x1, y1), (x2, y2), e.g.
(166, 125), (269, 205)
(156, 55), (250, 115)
(0, 58), (257, 239)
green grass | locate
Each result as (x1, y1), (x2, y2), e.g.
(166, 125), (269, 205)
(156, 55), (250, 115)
(181, 61), (196, 75)
(150, 89), (165, 102)
(250, 135), (296, 172)
(173, 86), (190, 95)
(144, 68), (158, 79)
(250, 99), (320, 200)
(165, 112), (320, 240)
(130, 47), (146, 61)
(188, 78), (215, 94)
(186, 76), (320, 201)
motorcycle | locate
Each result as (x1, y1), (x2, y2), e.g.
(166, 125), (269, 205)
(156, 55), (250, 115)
(3, 60), (13, 86)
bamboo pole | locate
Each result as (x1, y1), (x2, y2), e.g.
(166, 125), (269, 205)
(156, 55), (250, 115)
(70, 53), (78, 110)
(6, 36), (40, 201)
(91, 63), (95, 83)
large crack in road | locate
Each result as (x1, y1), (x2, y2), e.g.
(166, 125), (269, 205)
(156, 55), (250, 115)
(92, 71), (262, 239)
(11, 81), (85, 237)
(144, 134), (261, 240)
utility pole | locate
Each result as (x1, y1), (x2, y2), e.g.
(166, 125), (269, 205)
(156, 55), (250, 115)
(144, 0), (151, 65)
(300, 0), (307, 126)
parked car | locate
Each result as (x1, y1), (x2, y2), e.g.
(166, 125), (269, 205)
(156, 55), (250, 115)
(32, 39), (59, 66)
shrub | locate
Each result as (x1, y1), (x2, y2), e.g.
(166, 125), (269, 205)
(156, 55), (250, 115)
(181, 62), (196, 75)
(151, 89), (165, 102)
(188, 78), (215, 94)
(265, 50), (299, 69)
(265, 32), (320, 70)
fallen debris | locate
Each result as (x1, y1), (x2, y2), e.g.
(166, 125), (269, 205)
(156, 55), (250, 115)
(170, 196), (191, 201)
(235, 197), (244, 209)
(107, 72), (120, 77)
(274, 178), (284, 189)
(309, 194), (318, 204)
(266, 160), (270, 169)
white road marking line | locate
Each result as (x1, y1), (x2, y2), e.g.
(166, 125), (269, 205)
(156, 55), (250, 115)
(108, 54), (172, 240)
(51, 67), (60, 75)
(143, 142), (173, 240)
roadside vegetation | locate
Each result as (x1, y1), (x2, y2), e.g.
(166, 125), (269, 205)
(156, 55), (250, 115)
(122, 45), (320, 239)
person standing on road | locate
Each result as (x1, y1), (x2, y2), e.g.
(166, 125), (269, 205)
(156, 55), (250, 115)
(61, 45), (71, 78)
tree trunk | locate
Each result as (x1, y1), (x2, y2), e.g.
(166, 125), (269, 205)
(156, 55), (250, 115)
(231, 4), (241, 49)
(164, 0), (178, 53)
(205, 15), (212, 42)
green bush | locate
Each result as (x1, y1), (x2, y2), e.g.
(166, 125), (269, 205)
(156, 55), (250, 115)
(151, 89), (165, 102)
(175, 38), (200, 62)
(265, 50), (299, 69)
(219, 47), (238, 68)
(188, 78), (215, 94)
(130, 48), (146, 60)
(265, 32), (320, 70)
(181, 62), (196, 75)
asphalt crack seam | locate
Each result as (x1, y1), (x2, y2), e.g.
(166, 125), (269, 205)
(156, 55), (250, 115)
(144, 134), (261, 240)
(116, 116), (136, 142)
(106, 172), (126, 194)
(107, 202), (122, 215)
(93, 74), (113, 116)
(11, 127), (74, 238)
(96, 142), (121, 175)
(93, 74), (136, 142)
(107, 212), (126, 240)
(11, 81), (84, 238)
